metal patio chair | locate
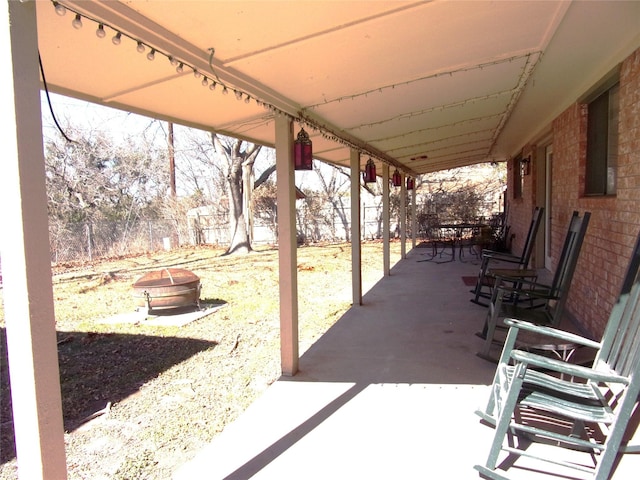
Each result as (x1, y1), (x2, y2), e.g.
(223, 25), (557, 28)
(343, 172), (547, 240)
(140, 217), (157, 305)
(477, 211), (590, 360)
(470, 207), (544, 306)
(474, 227), (640, 480)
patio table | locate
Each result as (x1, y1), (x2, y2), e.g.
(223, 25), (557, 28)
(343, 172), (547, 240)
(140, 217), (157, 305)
(420, 222), (487, 263)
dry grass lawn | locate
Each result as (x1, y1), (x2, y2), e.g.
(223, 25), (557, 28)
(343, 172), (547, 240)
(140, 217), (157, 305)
(0, 241), (402, 479)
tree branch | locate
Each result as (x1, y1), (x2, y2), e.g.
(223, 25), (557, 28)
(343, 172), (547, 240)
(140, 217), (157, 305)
(254, 164), (276, 189)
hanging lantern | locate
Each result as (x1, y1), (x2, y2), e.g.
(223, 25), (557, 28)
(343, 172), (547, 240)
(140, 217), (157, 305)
(294, 128), (313, 170)
(392, 169), (402, 187)
(406, 177), (415, 190)
(363, 158), (377, 183)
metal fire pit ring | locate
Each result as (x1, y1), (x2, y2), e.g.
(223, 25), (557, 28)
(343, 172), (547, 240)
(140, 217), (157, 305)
(132, 268), (201, 314)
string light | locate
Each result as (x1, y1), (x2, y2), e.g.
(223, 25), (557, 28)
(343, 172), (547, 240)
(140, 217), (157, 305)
(49, 0), (409, 175)
(307, 52), (538, 110)
(352, 90), (512, 131)
(71, 14), (82, 29)
(53, 1), (66, 16)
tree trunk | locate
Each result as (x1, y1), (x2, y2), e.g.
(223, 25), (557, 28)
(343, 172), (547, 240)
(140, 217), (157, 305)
(210, 133), (263, 255)
(225, 157), (251, 255)
(243, 162), (254, 246)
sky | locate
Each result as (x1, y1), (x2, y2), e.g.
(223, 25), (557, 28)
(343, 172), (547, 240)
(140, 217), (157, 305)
(40, 92), (337, 194)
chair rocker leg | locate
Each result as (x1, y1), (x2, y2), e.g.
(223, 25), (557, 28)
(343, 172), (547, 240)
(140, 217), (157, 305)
(473, 464), (512, 480)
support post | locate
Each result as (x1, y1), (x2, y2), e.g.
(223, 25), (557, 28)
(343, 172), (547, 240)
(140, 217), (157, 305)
(1, 2), (68, 478)
(275, 116), (298, 376)
(411, 184), (417, 249)
(350, 149), (362, 305)
(383, 164), (390, 276)
(400, 173), (407, 258)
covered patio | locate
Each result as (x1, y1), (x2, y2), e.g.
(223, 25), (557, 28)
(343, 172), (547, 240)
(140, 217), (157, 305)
(174, 251), (640, 479)
(3, 1), (640, 479)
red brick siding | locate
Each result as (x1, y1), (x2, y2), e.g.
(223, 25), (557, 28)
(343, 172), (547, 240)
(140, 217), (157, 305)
(550, 48), (640, 338)
(491, 48), (640, 338)
(506, 154), (537, 260)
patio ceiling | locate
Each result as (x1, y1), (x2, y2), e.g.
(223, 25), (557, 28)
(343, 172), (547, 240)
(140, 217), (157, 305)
(36, 1), (640, 176)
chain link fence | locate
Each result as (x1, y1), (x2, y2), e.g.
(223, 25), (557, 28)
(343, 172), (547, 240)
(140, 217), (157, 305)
(49, 218), (177, 263)
(49, 198), (503, 263)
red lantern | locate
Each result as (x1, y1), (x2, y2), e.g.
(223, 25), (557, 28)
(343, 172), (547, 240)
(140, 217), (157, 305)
(392, 169), (402, 187)
(363, 158), (377, 183)
(294, 128), (313, 170)
(406, 177), (415, 190)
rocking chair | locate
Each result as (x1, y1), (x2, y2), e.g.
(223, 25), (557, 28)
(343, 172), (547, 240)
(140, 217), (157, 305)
(477, 211), (590, 360)
(474, 227), (640, 480)
(471, 207), (544, 306)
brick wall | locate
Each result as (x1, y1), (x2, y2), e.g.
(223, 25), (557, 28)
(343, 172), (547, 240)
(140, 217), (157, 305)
(550, 47), (640, 338)
(504, 47), (640, 338)
(507, 154), (537, 259)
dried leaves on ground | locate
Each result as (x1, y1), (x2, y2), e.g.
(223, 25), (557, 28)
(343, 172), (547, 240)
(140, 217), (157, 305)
(0, 241), (401, 479)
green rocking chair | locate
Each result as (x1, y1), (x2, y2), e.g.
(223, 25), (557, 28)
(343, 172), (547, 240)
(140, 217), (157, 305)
(474, 228), (640, 479)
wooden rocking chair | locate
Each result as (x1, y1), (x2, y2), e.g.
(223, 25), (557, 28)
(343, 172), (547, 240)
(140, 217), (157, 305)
(477, 211), (590, 360)
(474, 227), (640, 480)
(471, 207), (544, 306)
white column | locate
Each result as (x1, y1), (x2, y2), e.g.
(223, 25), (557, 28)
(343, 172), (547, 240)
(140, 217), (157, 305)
(350, 150), (362, 305)
(275, 116), (298, 376)
(411, 182), (417, 249)
(1, 2), (67, 478)
(400, 173), (407, 258)
(383, 164), (390, 276)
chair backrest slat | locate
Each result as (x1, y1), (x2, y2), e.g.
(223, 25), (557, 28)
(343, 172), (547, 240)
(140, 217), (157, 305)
(519, 207), (544, 266)
(597, 231), (640, 377)
(545, 211), (591, 325)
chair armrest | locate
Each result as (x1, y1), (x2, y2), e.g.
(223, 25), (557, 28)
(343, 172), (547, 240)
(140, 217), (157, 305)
(494, 277), (556, 302)
(510, 350), (629, 385)
(488, 268), (537, 279)
(504, 318), (601, 349)
(482, 250), (521, 263)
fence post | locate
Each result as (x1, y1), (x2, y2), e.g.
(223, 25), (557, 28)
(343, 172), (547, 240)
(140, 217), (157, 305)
(86, 221), (93, 261)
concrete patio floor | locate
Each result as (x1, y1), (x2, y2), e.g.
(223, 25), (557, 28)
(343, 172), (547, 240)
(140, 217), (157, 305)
(173, 247), (640, 480)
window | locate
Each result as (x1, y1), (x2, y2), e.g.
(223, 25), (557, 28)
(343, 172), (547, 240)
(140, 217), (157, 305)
(585, 82), (619, 196)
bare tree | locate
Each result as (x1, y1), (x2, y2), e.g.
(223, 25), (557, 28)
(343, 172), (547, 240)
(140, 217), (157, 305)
(313, 163), (351, 241)
(210, 133), (262, 255)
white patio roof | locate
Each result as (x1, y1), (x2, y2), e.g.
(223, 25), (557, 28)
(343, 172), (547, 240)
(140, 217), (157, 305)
(36, 1), (640, 176)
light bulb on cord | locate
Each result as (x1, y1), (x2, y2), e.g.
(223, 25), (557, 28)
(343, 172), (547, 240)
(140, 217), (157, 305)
(96, 24), (106, 39)
(53, 1), (66, 16)
(136, 42), (145, 53)
(112, 32), (122, 45)
(146, 49), (156, 61)
(72, 14), (82, 29)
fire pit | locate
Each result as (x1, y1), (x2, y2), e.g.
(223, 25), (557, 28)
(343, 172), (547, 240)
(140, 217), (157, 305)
(132, 268), (201, 313)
